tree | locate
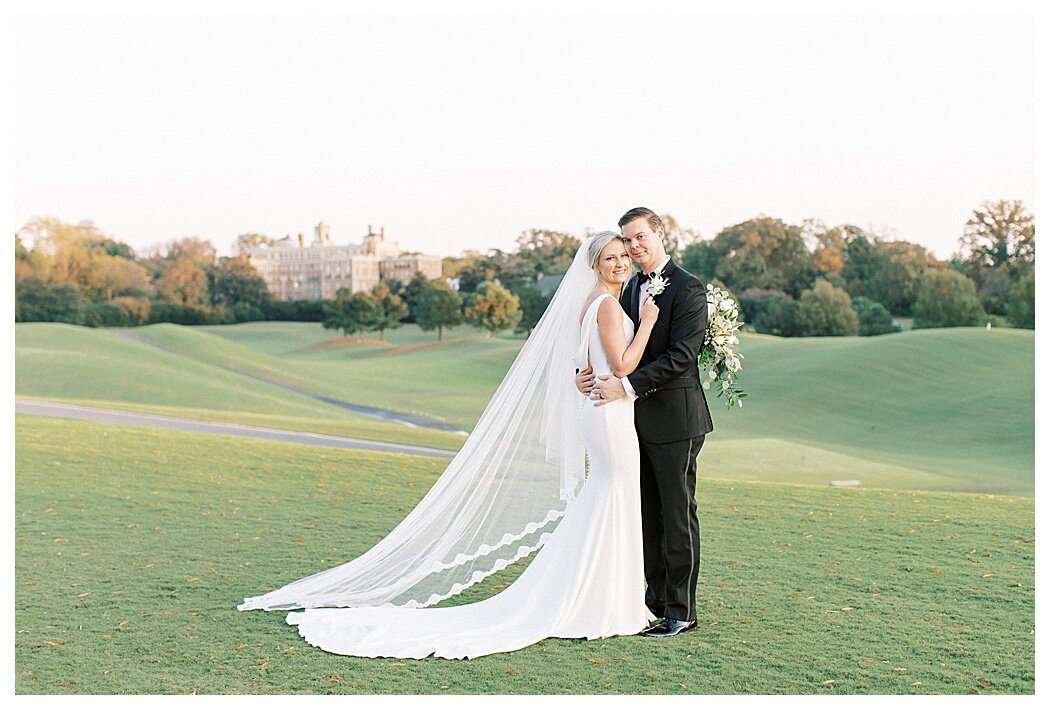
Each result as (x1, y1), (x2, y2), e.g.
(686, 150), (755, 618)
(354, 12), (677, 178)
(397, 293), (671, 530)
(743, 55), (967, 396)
(232, 232), (275, 257)
(464, 281), (522, 336)
(370, 282), (409, 340)
(85, 253), (151, 301)
(15, 277), (84, 323)
(401, 272), (432, 323)
(841, 229), (888, 296)
(486, 249), (535, 293)
(679, 240), (721, 283)
(446, 249), (533, 294)
(322, 288), (381, 337)
(838, 228), (931, 316)
(1006, 271), (1035, 329)
(154, 256), (210, 307)
(738, 287), (789, 326)
(84, 235), (136, 259)
(451, 253), (496, 294)
(971, 263), (1014, 316)
(17, 218), (100, 289)
(959, 199), (1035, 276)
(164, 236), (216, 267)
(442, 250), (486, 280)
(911, 269), (985, 329)
(516, 229), (580, 275)
(851, 296), (899, 336)
(80, 296), (152, 327)
(514, 284), (553, 336)
(872, 240), (937, 315)
(753, 295), (801, 337)
(797, 280), (859, 336)
(16, 218), (155, 305)
(263, 298), (326, 323)
(415, 279), (464, 340)
(15, 235), (37, 282)
(703, 217), (817, 298)
(804, 221), (847, 278)
(211, 256), (270, 310)
(112, 296), (151, 325)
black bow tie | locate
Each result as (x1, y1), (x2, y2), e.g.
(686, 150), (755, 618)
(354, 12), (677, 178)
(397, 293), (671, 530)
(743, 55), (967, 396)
(639, 270), (659, 284)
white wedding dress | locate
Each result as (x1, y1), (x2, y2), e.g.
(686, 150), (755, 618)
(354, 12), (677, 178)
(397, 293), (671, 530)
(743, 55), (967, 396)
(284, 292), (654, 658)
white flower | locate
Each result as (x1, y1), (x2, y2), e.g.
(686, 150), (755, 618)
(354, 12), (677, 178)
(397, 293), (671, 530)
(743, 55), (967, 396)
(699, 283), (747, 410)
(648, 272), (668, 296)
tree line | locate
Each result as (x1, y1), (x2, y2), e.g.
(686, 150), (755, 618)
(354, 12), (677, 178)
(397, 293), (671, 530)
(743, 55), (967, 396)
(439, 201), (1035, 336)
(14, 200), (1035, 337)
(11, 218), (547, 338)
(674, 199), (1034, 335)
(15, 219), (284, 327)
(319, 229), (578, 340)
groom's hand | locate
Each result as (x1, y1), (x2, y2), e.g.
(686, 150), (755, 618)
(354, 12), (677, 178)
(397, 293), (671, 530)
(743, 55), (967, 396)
(575, 366), (595, 395)
(591, 375), (626, 407)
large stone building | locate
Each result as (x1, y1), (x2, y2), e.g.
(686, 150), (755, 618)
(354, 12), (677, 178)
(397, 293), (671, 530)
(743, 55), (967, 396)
(381, 254), (444, 287)
(247, 223), (443, 301)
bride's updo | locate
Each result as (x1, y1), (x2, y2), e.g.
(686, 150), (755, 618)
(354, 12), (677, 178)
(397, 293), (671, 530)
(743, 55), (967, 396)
(587, 231), (625, 269)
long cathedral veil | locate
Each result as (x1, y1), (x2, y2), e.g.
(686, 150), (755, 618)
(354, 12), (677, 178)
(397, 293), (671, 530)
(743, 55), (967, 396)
(238, 235), (605, 611)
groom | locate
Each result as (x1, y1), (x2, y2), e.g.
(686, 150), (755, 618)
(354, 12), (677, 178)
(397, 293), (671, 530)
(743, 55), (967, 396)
(576, 207), (713, 637)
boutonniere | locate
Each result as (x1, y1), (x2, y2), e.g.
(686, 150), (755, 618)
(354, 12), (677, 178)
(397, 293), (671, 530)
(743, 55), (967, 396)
(648, 271), (668, 297)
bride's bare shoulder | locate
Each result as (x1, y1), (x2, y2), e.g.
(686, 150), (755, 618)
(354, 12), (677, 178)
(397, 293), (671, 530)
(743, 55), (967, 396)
(578, 289), (608, 324)
(596, 294), (625, 323)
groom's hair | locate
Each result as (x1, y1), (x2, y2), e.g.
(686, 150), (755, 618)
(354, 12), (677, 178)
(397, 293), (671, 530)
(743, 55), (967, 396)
(618, 207), (663, 234)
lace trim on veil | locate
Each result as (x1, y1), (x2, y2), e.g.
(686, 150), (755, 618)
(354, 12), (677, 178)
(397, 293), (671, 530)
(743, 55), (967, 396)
(238, 509), (566, 611)
(404, 530), (557, 608)
(424, 507), (565, 575)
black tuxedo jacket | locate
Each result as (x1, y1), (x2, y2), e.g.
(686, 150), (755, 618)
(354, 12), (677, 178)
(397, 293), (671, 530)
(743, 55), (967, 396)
(620, 258), (714, 444)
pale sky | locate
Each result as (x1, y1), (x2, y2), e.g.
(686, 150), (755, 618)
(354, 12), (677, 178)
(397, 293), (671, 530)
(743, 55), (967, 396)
(14, 13), (1035, 260)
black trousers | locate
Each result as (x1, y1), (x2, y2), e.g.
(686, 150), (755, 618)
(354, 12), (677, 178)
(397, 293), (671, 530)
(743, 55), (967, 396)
(639, 434), (704, 622)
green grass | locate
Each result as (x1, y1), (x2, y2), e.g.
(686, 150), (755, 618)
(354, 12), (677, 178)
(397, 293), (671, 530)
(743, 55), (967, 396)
(16, 322), (1035, 496)
(14, 323), (469, 450)
(16, 416), (1034, 694)
(14, 323), (347, 419)
(714, 328), (1034, 496)
(126, 322), (515, 430)
(196, 320), (492, 357)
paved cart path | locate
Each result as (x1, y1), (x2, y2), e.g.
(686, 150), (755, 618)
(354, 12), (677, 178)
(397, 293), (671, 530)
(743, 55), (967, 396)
(15, 399), (457, 459)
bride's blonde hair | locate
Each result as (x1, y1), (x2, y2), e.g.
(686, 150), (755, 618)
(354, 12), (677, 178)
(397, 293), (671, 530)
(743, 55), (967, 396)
(587, 231), (625, 269)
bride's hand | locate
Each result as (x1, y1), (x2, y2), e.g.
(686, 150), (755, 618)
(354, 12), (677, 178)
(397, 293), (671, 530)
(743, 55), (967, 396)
(640, 295), (659, 325)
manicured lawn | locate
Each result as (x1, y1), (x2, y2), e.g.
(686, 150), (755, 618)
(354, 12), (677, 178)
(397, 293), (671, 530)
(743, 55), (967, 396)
(15, 323), (347, 419)
(16, 416), (1034, 694)
(16, 322), (1035, 495)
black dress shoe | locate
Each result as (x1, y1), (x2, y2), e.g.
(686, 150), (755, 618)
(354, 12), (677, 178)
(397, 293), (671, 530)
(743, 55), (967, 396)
(641, 618), (697, 637)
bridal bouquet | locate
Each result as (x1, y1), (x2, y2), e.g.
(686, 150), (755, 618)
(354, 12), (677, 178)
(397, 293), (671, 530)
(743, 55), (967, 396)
(699, 284), (747, 409)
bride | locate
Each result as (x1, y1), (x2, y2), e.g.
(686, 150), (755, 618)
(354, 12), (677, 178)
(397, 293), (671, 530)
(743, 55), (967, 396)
(238, 232), (660, 659)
